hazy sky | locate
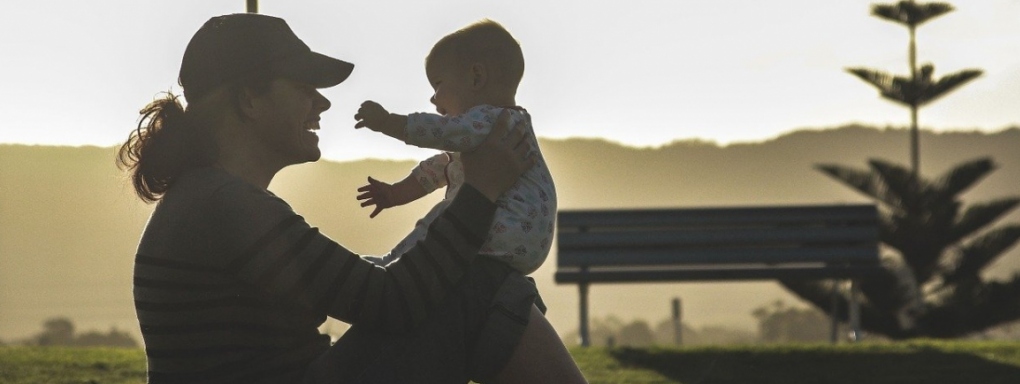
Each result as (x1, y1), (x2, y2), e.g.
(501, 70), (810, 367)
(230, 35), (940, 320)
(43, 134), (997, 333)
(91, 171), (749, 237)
(1, 0), (1018, 162)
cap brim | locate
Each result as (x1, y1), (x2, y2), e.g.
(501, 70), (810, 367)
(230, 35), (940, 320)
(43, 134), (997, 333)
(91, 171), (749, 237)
(278, 51), (354, 88)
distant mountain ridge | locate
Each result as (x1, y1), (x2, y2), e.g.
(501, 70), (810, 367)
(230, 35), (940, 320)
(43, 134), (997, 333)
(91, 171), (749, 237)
(2, 125), (1018, 342)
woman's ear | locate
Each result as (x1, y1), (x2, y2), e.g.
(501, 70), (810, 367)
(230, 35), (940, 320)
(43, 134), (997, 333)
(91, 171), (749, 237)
(470, 63), (488, 90)
(234, 86), (260, 120)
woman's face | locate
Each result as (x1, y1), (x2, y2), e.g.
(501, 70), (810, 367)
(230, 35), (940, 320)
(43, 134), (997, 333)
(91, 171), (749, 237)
(249, 78), (331, 166)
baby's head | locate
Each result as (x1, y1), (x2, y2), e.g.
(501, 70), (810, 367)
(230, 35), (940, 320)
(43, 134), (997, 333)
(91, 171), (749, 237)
(425, 19), (524, 116)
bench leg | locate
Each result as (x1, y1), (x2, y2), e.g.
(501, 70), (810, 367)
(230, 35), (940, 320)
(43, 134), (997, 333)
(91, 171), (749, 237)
(829, 280), (839, 344)
(849, 279), (862, 342)
(672, 298), (683, 346)
(579, 282), (590, 347)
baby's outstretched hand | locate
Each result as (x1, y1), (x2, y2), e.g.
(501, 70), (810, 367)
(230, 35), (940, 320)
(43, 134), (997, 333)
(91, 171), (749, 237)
(356, 177), (397, 218)
(354, 101), (389, 131)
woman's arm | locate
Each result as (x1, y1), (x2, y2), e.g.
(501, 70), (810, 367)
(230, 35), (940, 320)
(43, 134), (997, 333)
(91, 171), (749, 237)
(208, 111), (530, 333)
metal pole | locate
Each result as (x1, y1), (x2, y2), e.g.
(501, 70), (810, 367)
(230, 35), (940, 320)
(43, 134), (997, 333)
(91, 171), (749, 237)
(247, 0), (258, 13)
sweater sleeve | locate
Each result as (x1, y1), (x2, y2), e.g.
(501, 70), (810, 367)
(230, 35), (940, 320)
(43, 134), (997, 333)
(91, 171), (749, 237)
(205, 180), (496, 333)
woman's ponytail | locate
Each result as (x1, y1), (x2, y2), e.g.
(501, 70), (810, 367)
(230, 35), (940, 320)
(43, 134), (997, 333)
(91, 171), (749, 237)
(117, 92), (215, 203)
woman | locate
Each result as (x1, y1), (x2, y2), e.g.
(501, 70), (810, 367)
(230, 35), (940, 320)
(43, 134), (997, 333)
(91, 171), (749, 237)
(119, 13), (585, 384)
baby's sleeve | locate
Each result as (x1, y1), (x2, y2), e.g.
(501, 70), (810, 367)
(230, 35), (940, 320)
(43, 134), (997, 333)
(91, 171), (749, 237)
(405, 107), (500, 152)
(411, 152), (451, 193)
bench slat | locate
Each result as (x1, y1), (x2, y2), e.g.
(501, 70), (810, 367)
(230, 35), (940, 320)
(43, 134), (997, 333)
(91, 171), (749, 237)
(554, 265), (883, 283)
(558, 245), (879, 267)
(558, 205), (877, 230)
(558, 226), (878, 251)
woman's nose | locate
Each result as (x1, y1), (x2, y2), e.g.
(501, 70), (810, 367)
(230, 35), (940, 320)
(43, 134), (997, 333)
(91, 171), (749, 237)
(316, 90), (331, 112)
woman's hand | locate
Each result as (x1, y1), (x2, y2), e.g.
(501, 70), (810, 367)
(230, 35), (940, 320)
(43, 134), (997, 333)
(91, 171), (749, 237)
(461, 110), (534, 202)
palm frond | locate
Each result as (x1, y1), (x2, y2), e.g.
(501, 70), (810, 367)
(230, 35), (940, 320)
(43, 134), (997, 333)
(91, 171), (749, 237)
(943, 225), (1020, 283)
(924, 199), (961, 237)
(970, 275), (1020, 329)
(930, 158), (995, 203)
(815, 163), (903, 211)
(886, 76), (920, 106)
(846, 68), (930, 107)
(878, 214), (899, 242)
(871, 1), (955, 27)
(922, 273), (1020, 337)
(879, 219), (911, 255)
(951, 198), (1020, 243)
(869, 159), (923, 211)
(846, 68), (897, 94)
(917, 69), (983, 106)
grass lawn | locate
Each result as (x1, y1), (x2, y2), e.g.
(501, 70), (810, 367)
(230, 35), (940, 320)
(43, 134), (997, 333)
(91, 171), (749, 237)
(2, 340), (1020, 383)
(0, 346), (145, 384)
(573, 340), (1020, 384)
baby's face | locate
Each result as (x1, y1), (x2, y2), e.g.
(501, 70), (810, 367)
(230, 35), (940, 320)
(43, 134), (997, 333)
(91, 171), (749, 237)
(425, 57), (475, 116)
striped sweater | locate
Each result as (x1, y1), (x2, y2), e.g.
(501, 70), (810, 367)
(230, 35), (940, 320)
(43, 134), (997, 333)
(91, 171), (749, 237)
(133, 167), (495, 383)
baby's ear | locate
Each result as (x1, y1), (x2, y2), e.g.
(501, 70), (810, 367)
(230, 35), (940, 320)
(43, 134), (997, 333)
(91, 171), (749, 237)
(470, 63), (488, 89)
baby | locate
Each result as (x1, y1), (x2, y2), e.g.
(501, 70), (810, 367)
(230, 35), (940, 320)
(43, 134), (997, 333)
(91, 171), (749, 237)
(354, 19), (555, 275)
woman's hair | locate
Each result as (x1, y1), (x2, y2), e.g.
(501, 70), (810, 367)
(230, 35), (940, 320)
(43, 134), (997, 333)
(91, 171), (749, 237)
(116, 92), (218, 203)
(119, 62), (278, 203)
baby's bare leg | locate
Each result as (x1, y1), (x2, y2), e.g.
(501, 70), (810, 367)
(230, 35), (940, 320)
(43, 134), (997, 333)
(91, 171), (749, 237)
(492, 305), (588, 384)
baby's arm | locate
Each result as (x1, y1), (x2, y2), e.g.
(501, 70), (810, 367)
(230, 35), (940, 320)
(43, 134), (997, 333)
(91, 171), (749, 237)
(354, 101), (409, 141)
(406, 107), (516, 152)
(356, 176), (427, 219)
(356, 153), (450, 218)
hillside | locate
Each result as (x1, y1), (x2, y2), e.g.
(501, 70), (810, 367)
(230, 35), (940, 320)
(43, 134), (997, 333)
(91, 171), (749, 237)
(2, 125), (1018, 343)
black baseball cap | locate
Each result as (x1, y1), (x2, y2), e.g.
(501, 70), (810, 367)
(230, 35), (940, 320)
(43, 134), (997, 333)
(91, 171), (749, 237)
(179, 13), (354, 101)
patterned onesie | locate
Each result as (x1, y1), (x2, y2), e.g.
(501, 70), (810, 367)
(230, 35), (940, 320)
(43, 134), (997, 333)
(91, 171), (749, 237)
(372, 105), (556, 275)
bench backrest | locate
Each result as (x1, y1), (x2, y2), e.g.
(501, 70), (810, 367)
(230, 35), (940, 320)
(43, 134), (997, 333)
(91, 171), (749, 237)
(556, 204), (880, 282)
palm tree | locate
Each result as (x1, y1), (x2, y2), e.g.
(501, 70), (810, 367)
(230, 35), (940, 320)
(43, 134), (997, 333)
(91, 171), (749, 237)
(782, 158), (1020, 338)
(845, 1), (981, 179)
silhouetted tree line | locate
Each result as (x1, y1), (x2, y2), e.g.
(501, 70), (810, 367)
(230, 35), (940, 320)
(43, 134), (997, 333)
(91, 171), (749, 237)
(22, 317), (138, 348)
(562, 308), (834, 347)
(562, 301), (888, 347)
(752, 300), (831, 343)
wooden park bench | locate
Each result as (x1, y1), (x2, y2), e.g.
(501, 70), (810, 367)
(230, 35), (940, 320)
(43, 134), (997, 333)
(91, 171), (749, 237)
(554, 204), (882, 346)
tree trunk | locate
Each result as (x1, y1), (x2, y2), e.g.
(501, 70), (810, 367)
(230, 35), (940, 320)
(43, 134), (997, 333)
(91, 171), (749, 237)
(908, 25), (919, 179)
